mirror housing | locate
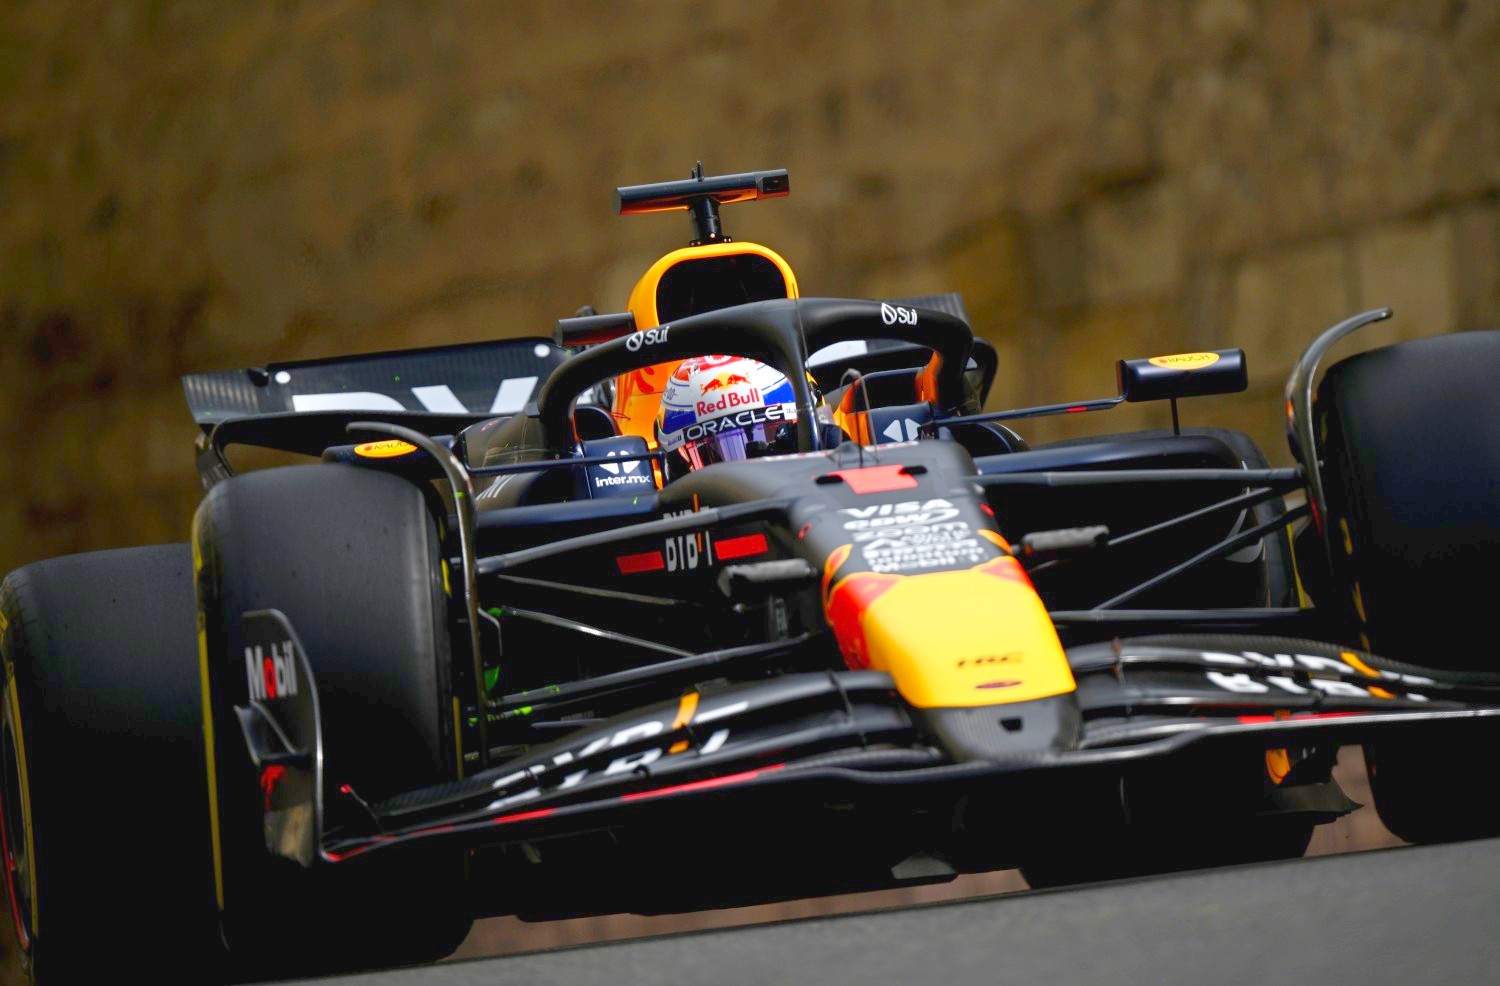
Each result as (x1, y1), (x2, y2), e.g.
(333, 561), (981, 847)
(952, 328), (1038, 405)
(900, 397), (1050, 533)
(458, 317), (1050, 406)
(1117, 349), (1247, 403)
(555, 310), (636, 349)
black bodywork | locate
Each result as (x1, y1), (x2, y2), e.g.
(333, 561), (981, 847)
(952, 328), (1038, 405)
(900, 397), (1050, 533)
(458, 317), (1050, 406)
(195, 296), (1500, 920)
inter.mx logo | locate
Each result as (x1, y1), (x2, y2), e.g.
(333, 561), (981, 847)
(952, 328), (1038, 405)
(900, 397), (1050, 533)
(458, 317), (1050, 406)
(595, 451), (652, 488)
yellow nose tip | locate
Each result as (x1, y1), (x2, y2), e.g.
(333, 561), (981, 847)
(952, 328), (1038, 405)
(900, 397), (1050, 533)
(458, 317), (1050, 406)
(852, 558), (1075, 709)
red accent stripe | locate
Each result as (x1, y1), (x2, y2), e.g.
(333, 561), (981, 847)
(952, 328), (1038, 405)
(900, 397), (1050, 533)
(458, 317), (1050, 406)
(325, 834), (397, 863)
(0, 788), (29, 951)
(826, 573), (901, 670)
(714, 533), (768, 561)
(620, 764), (785, 803)
(492, 807), (557, 826)
(259, 765), (289, 811)
(328, 768), (782, 863)
(1237, 711), (1359, 725)
(1065, 405), (1088, 413)
(616, 550), (666, 574)
(975, 556), (1032, 586)
(828, 465), (919, 494)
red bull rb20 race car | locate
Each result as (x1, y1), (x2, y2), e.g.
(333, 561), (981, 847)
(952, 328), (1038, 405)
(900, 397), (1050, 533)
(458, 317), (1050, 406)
(4, 166), (1500, 982)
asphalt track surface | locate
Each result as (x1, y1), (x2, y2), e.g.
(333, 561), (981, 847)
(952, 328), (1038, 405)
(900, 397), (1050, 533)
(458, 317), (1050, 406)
(311, 837), (1500, 986)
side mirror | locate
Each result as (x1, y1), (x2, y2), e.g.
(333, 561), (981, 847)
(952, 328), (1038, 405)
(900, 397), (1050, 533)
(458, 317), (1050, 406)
(1117, 349), (1247, 403)
(555, 310), (636, 349)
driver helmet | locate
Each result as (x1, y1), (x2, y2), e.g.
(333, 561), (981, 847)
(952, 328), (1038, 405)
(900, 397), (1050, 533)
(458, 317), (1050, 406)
(656, 355), (805, 477)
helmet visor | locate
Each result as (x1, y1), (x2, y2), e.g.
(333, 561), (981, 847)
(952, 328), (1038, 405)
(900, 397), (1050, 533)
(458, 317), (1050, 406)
(679, 420), (795, 470)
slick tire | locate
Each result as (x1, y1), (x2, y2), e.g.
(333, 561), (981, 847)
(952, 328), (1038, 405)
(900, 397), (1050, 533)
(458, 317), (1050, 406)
(1316, 331), (1500, 668)
(0, 545), (221, 984)
(1316, 331), (1500, 844)
(194, 464), (470, 979)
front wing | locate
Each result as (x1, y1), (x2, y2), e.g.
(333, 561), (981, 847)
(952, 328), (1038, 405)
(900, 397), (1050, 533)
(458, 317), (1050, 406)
(236, 615), (1500, 865)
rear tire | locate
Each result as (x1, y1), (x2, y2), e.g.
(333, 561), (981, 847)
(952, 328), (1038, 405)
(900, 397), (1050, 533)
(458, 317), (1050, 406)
(194, 464), (471, 978)
(1317, 330), (1500, 666)
(0, 546), (219, 983)
(1318, 330), (1500, 843)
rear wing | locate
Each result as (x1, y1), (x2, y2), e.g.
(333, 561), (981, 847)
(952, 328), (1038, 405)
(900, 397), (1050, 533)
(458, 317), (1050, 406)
(183, 337), (572, 488)
(182, 337), (570, 428)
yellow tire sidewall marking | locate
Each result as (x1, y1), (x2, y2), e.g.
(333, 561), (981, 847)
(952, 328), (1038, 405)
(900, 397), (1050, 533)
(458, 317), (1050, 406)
(452, 698), (465, 777)
(5, 676), (39, 938)
(192, 514), (227, 911)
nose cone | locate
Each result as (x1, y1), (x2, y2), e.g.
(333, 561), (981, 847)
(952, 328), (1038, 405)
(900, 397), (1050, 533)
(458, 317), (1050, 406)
(826, 555), (1076, 709)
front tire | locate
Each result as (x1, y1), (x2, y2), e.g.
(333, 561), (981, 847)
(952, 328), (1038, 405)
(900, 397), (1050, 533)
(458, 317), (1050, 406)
(1318, 330), (1500, 843)
(0, 546), (219, 983)
(194, 464), (471, 978)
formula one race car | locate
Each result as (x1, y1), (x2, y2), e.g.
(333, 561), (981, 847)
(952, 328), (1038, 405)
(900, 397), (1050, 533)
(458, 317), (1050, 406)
(4, 166), (1500, 983)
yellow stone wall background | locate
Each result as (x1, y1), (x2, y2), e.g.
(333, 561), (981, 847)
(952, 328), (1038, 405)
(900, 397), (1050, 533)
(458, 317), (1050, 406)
(2, 0), (1498, 571)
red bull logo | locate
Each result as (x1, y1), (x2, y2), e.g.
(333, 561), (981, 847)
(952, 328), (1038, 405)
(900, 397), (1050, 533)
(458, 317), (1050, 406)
(696, 371), (759, 415)
(700, 372), (751, 394)
(697, 382), (760, 416)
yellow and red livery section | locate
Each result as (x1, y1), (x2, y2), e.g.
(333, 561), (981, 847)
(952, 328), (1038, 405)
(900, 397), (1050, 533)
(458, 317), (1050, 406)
(599, 198), (1075, 714)
(611, 241), (799, 444)
(822, 531), (1075, 710)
